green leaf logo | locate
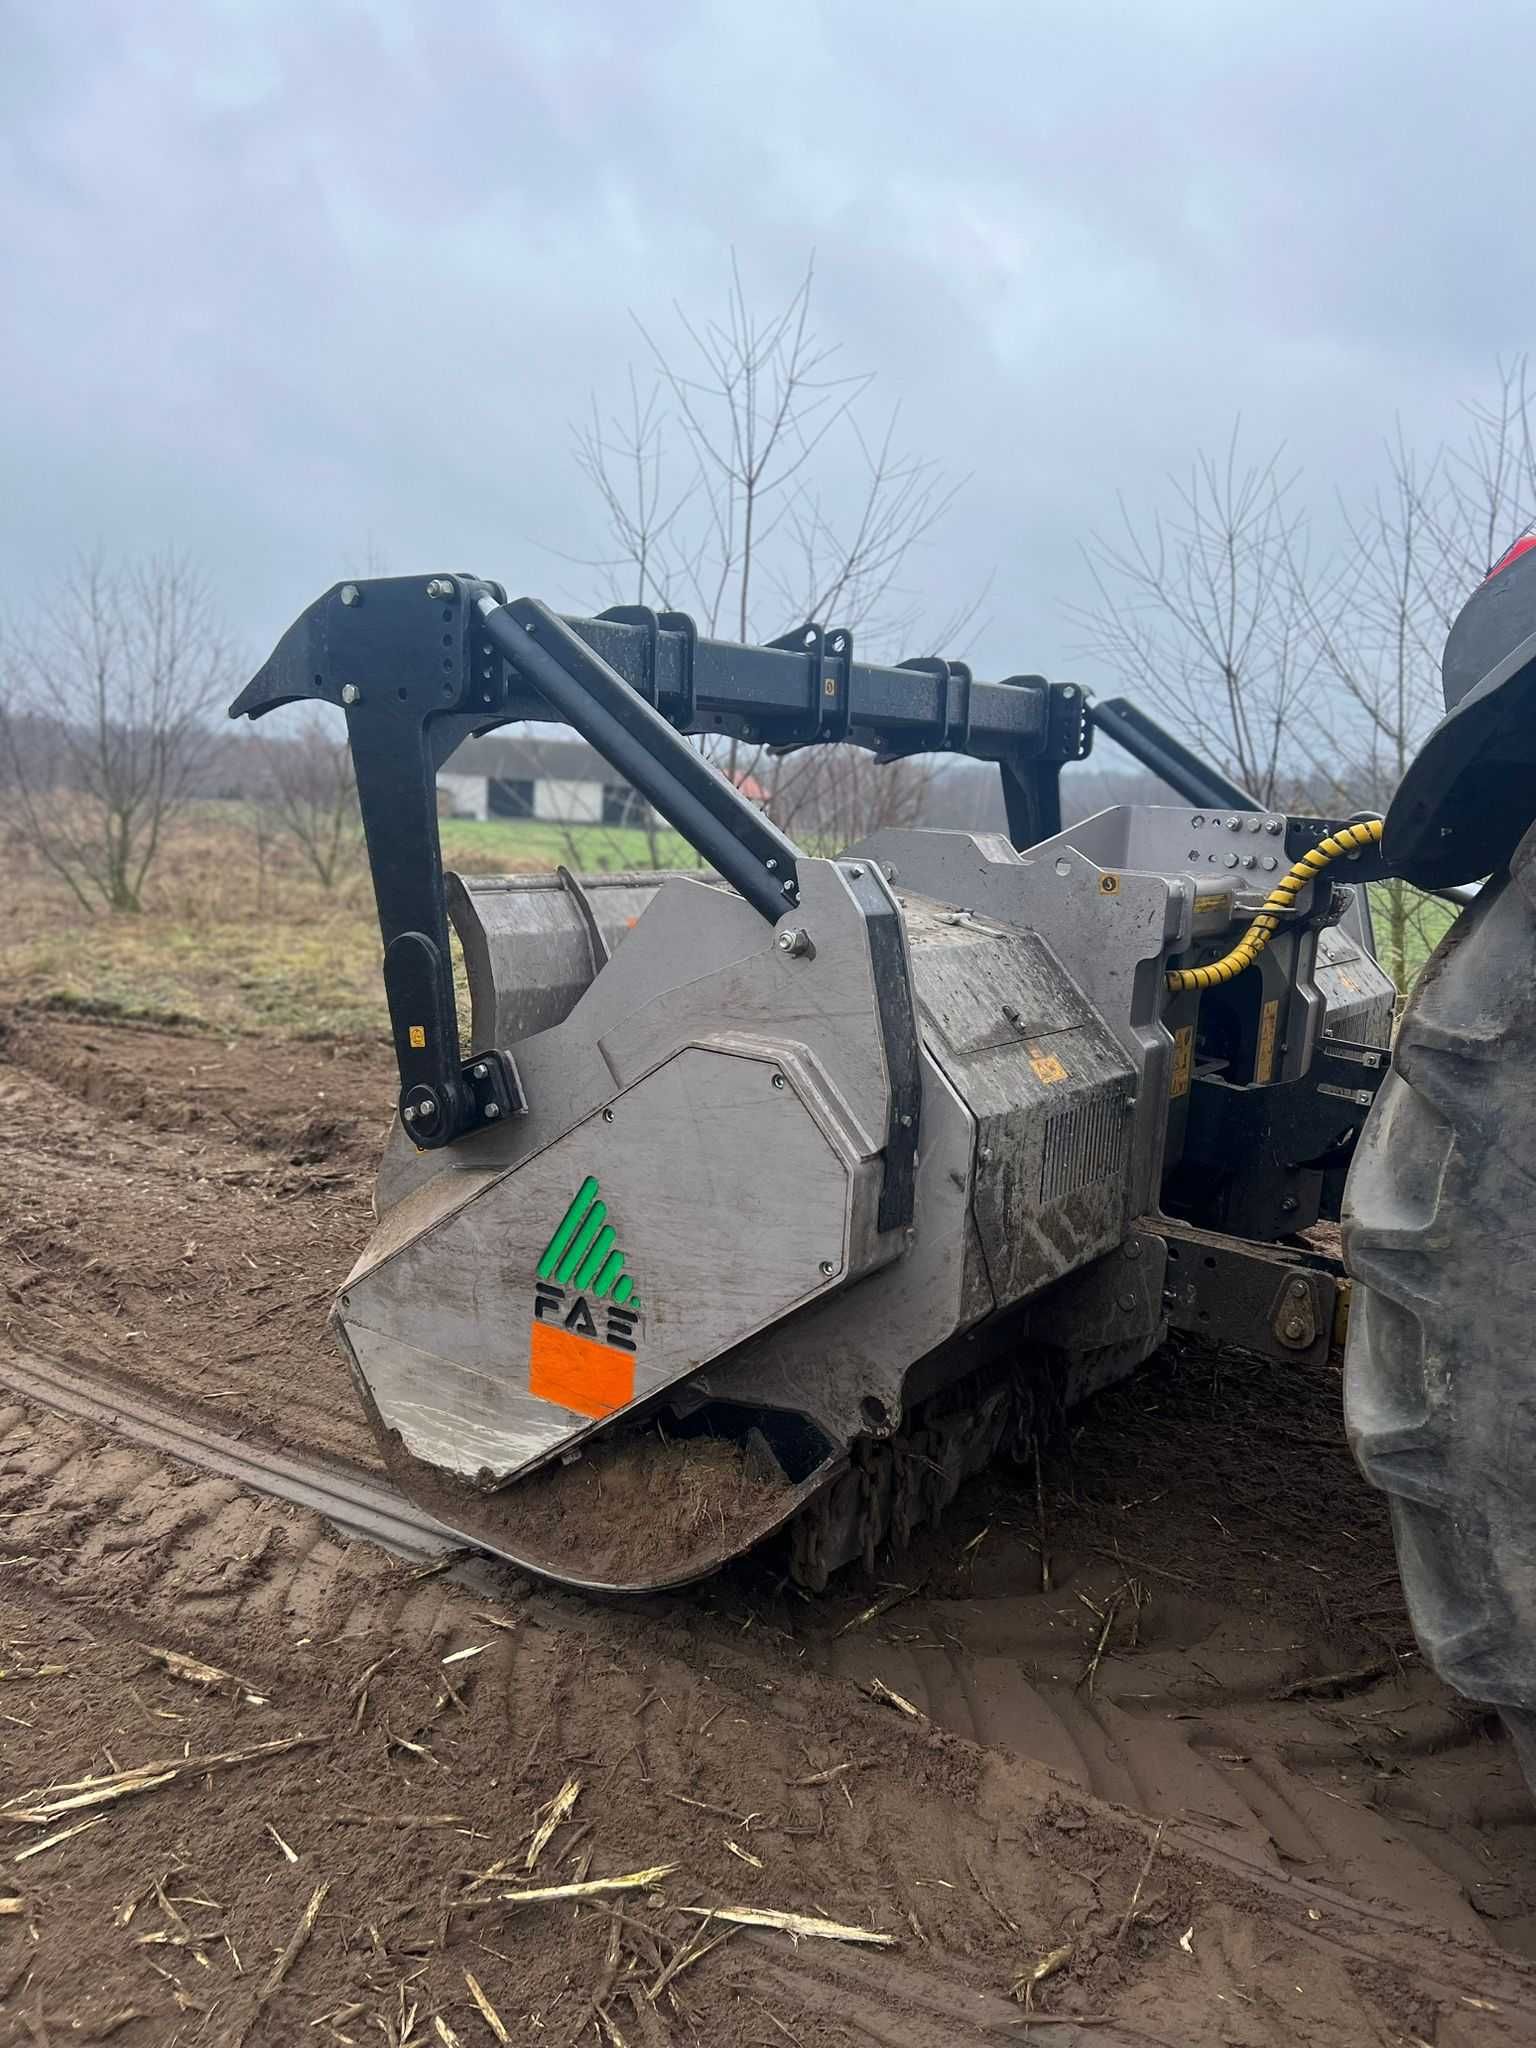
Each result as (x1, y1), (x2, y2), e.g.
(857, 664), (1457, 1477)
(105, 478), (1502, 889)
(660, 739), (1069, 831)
(536, 1176), (638, 1306)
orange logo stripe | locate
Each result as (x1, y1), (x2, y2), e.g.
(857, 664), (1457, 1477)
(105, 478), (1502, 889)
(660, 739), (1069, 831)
(529, 1320), (635, 1419)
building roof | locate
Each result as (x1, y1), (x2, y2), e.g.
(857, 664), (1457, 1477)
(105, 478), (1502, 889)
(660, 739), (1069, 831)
(443, 734), (620, 784)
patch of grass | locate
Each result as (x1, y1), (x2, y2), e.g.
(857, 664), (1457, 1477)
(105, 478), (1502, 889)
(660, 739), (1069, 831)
(0, 819), (387, 1040)
(438, 816), (706, 875)
(0, 808), (707, 1043)
(1367, 880), (1459, 990)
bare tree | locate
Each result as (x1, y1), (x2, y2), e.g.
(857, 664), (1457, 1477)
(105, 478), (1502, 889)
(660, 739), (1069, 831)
(574, 257), (969, 651)
(567, 257), (980, 856)
(769, 744), (933, 852)
(0, 552), (234, 913)
(1279, 432), (1452, 985)
(253, 718), (362, 890)
(1424, 356), (1536, 596)
(1075, 374), (1536, 990)
(1297, 368), (1536, 984)
(1072, 428), (1328, 806)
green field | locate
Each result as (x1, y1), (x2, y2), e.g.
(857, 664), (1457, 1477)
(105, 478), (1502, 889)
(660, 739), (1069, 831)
(1, 802), (1462, 1048)
(1367, 880), (1459, 989)
(439, 816), (707, 875)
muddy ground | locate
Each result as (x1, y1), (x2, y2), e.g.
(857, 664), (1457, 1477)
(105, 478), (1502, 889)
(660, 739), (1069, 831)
(2, 1011), (1535, 2045)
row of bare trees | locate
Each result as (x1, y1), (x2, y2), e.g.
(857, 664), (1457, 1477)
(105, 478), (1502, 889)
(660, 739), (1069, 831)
(4, 255), (1534, 945)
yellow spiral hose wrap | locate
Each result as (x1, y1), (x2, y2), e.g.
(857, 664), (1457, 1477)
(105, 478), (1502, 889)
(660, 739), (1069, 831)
(1164, 818), (1384, 995)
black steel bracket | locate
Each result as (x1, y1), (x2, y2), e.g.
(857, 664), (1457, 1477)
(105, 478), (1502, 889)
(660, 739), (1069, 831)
(763, 621), (857, 746)
(1166, 1037), (1391, 1240)
(1283, 815), (1391, 882)
(231, 576), (811, 1147)
(841, 859), (920, 1232)
(229, 574), (527, 1149)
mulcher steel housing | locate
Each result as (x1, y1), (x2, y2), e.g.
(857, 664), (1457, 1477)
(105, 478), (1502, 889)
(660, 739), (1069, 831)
(233, 574), (1398, 1597)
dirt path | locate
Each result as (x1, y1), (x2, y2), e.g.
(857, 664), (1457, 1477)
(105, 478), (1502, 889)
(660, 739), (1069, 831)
(2, 1011), (1535, 2042)
(3, 1396), (1534, 2047)
(0, 1010), (389, 1469)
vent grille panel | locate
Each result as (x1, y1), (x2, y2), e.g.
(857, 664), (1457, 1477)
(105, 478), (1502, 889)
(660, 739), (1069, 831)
(1040, 1084), (1130, 1204)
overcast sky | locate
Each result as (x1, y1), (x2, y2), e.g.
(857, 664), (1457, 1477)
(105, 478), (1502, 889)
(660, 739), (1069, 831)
(3, 0), (1533, 696)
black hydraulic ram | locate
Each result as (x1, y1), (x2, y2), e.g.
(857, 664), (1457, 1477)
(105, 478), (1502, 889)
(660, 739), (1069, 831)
(1090, 693), (1476, 904)
(1088, 696), (1261, 811)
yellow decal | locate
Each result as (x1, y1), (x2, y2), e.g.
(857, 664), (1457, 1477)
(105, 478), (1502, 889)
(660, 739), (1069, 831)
(1255, 998), (1279, 1083)
(1170, 1024), (1194, 1099)
(1027, 1047), (1070, 1085)
(1193, 892), (1229, 916)
(408, 1024), (426, 1048)
(1098, 872), (1120, 896)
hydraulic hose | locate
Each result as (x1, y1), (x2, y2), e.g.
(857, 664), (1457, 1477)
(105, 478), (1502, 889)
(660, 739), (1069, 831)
(1165, 818), (1385, 994)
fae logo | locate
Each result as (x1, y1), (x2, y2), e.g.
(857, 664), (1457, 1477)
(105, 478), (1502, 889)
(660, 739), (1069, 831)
(529, 1177), (640, 1419)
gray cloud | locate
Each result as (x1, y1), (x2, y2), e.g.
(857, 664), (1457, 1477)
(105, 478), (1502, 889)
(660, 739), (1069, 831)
(2, 0), (1531, 694)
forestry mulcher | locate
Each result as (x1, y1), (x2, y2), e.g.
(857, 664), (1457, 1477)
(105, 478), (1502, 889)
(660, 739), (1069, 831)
(240, 559), (1536, 1785)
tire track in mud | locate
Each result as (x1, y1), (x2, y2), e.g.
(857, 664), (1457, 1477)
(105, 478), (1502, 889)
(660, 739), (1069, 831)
(0, 1346), (453, 1558)
(12, 1329), (1529, 1978)
(3, 1392), (1535, 2046)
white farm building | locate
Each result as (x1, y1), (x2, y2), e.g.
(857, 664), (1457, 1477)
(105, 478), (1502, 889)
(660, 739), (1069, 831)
(436, 736), (649, 827)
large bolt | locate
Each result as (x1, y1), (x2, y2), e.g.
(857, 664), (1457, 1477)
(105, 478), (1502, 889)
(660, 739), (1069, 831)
(426, 577), (456, 599)
(819, 1261), (836, 1277)
(402, 1105), (416, 1122)
(1265, 818), (1283, 835)
(341, 683), (361, 706)
(472, 1062), (488, 1080)
(340, 583), (361, 606)
(776, 927), (811, 957)
(846, 863), (865, 879)
(1283, 1315), (1308, 1341)
(781, 880), (797, 899)
(1227, 816), (1242, 831)
(484, 1102), (501, 1120)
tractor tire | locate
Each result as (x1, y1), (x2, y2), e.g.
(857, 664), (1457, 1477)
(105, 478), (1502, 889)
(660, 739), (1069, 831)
(1344, 823), (1536, 1793)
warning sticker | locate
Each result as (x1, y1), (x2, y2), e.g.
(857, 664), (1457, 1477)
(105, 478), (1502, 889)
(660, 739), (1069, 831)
(408, 1025), (426, 1049)
(1193, 891), (1230, 916)
(1027, 1047), (1070, 1085)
